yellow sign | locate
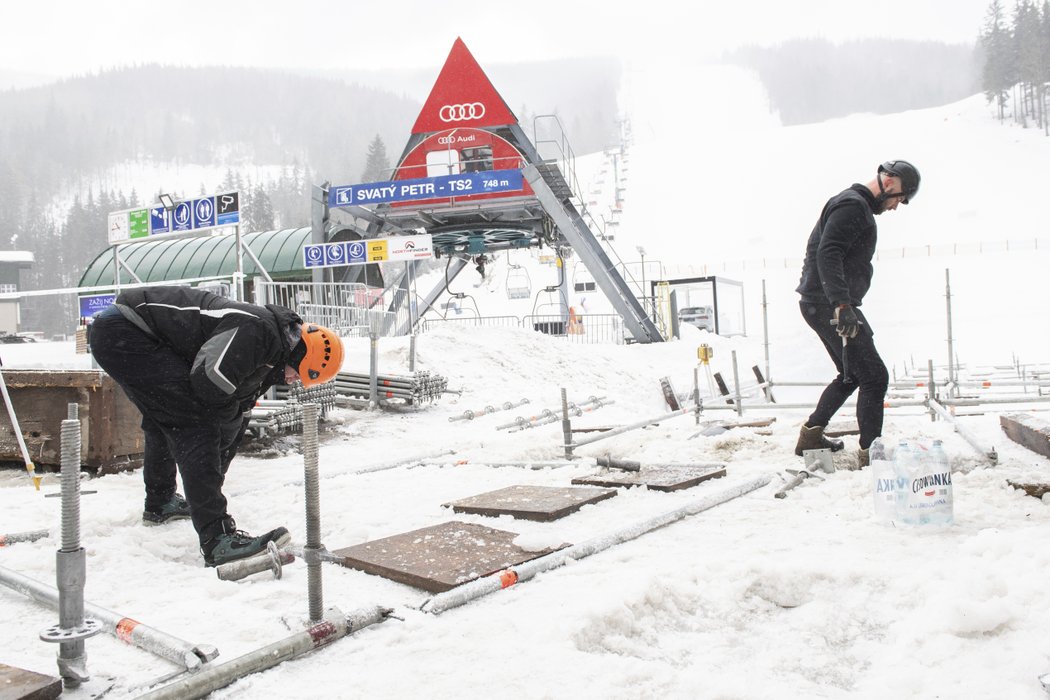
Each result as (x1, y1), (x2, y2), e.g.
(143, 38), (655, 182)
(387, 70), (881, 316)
(367, 240), (388, 261)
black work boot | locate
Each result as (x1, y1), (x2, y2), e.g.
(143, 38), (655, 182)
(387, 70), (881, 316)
(794, 424), (845, 456)
(143, 493), (192, 525)
(200, 516), (290, 567)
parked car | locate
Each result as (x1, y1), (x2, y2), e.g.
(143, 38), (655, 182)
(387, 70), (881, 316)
(678, 306), (715, 332)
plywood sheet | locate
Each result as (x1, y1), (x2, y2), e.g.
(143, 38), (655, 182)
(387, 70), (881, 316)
(0, 662), (62, 700)
(572, 465), (726, 492)
(443, 484), (617, 521)
(331, 521), (568, 593)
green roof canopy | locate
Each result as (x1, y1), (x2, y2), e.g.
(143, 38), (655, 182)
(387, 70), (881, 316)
(78, 228), (312, 287)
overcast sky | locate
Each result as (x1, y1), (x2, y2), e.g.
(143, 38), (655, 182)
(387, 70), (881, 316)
(1, 0), (990, 80)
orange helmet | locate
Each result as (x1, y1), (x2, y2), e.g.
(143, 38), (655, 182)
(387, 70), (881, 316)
(297, 323), (344, 387)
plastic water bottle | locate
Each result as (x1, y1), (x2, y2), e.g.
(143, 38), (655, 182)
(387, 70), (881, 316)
(893, 442), (920, 526)
(870, 438), (897, 523)
(924, 440), (954, 526)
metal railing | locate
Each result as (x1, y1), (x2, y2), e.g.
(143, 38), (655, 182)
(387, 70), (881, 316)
(256, 282), (409, 337)
(420, 313), (626, 345)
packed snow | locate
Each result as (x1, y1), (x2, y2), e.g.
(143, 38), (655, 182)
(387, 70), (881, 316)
(2, 64), (1050, 700)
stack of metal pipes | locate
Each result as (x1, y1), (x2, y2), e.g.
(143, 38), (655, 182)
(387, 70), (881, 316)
(333, 370), (448, 405)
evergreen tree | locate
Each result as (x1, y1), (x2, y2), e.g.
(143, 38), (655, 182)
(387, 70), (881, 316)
(247, 185), (274, 232)
(360, 134), (391, 183)
(982, 0), (1014, 121)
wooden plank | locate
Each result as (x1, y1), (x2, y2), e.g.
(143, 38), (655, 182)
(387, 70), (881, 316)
(824, 421), (860, 438)
(572, 465), (727, 492)
(1000, 413), (1050, 460)
(0, 662), (62, 700)
(443, 485), (617, 522)
(331, 521), (568, 593)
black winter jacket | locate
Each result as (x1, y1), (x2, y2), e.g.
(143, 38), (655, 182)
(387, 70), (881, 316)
(796, 184), (878, 306)
(113, 286), (301, 414)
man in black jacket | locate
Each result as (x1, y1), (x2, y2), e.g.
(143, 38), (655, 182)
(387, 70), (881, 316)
(89, 286), (344, 566)
(795, 161), (920, 467)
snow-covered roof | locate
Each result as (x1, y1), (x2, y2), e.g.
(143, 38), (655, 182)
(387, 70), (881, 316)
(0, 251), (33, 264)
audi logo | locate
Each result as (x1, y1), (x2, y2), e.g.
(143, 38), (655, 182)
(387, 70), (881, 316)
(439, 102), (485, 122)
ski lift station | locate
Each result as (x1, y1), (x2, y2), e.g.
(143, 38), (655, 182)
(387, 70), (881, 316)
(76, 37), (713, 346)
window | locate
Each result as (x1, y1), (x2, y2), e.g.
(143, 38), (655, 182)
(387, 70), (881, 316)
(460, 146), (493, 173)
(426, 150), (460, 178)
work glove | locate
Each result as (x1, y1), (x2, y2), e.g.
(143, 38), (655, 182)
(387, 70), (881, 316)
(833, 304), (860, 339)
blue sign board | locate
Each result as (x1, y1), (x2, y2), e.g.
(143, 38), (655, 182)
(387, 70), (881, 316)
(172, 201), (193, 232)
(303, 244), (325, 268)
(150, 207), (171, 235)
(329, 169), (524, 208)
(79, 294), (116, 323)
(346, 241), (366, 264)
(193, 197), (216, 229)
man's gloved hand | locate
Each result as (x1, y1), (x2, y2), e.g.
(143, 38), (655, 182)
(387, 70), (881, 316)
(833, 304), (860, 339)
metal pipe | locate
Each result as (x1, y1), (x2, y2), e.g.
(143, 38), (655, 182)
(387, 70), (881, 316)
(368, 334), (379, 409)
(568, 406), (693, 451)
(928, 359), (937, 422)
(939, 394), (1050, 407)
(448, 398), (530, 422)
(561, 388), (573, 459)
(731, 350), (743, 417)
(945, 269), (956, 394)
(409, 333), (417, 373)
(761, 279), (771, 386)
(0, 529), (49, 547)
(0, 566), (217, 671)
(41, 407), (98, 687)
(302, 404), (323, 623)
(421, 474), (773, 614)
(136, 606), (389, 700)
(927, 399), (998, 464)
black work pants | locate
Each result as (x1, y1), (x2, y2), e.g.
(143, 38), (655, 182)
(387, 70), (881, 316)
(89, 308), (245, 542)
(800, 302), (889, 449)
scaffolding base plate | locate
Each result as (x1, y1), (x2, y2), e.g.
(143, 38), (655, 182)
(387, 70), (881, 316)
(331, 521), (568, 593)
(442, 484), (617, 521)
(0, 663), (62, 700)
(572, 465), (727, 492)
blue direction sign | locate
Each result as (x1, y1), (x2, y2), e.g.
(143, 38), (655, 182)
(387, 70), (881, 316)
(303, 244), (326, 268)
(193, 197), (216, 229)
(329, 168), (524, 208)
(172, 201), (193, 232)
(150, 207), (171, 235)
(346, 241), (366, 264)
(323, 242), (347, 266)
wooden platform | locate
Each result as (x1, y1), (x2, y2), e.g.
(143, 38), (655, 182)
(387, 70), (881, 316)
(442, 484), (617, 521)
(0, 662), (61, 700)
(1000, 413), (1050, 459)
(331, 521), (568, 593)
(572, 465), (727, 492)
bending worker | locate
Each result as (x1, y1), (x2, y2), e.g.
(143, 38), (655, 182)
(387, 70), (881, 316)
(795, 160), (921, 467)
(89, 285), (344, 566)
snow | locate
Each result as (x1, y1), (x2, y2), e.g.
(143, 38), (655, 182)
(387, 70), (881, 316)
(2, 64), (1050, 699)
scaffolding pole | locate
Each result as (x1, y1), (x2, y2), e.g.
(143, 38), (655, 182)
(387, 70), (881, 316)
(136, 606), (388, 700)
(420, 474), (772, 615)
(0, 565), (217, 671)
(927, 399), (999, 464)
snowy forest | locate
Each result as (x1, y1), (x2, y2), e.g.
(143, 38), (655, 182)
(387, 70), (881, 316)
(980, 0), (1050, 132)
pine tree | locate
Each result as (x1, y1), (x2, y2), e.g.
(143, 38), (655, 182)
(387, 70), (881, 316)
(982, 0), (1014, 121)
(247, 185), (274, 232)
(360, 135), (391, 183)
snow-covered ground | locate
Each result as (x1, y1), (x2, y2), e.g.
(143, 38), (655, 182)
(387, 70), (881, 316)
(2, 63), (1050, 699)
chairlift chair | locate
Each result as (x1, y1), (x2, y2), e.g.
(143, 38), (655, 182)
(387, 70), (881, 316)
(505, 263), (532, 300)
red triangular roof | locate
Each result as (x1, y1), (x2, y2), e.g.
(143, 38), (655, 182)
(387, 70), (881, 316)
(411, 38), (517, 134)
